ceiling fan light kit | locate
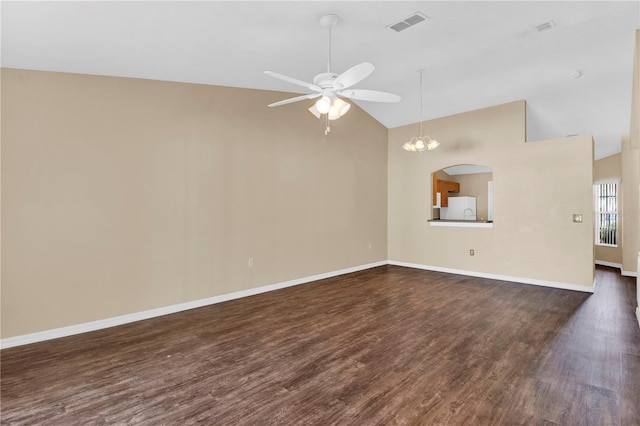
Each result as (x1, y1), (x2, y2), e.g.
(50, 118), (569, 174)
(265, 14), (400, 135)
(403, 69), (440, 153)
(327, 98), (351, 120)
(315, 96), (332, 114)
(308, 97), (351, 123)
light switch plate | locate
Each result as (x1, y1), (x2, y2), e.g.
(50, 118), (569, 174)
(572, 214), (583, 223)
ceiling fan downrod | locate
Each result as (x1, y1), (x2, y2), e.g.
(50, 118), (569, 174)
(319, 14), (338, 74)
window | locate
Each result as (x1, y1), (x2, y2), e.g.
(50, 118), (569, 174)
(595, 183), (618, 246)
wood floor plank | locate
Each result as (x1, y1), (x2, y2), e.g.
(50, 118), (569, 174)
(2, 265), (639, 425)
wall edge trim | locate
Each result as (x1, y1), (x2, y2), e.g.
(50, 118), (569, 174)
(621, 270), (638, 277)
(0, 260), (387, 349)
(388, 260), (595, 293)
(636, 307), (640, 330)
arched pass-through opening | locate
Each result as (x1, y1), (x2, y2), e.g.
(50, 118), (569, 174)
(431, 164), (493, 225)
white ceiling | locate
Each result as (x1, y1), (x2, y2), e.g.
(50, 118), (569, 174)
(2, 1), (638, 159)
(443, 164), (493, 175)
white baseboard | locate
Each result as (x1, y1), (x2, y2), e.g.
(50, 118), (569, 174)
(388, 260), (595, 293)
(594, 261), (638, 277)
(637, 307), (640, 329)
(0, 259), (599, 349)
(594, 260), (637, 277)
(595, 260), (622, 269)
(0, 260), (387, 350)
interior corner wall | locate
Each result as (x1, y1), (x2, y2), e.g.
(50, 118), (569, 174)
(622, 29), (640, 278)
(0, 68), (389, 338)
(595, 152), (623, 183)
(0, 69), (3, 337)
(594, 153), (622, 265)
(622, 135), (639, 275)
(388, 101), (594, 289)
(635, 30), (640, 316)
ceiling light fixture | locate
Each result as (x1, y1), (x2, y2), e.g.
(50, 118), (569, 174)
(308, 96), (351, 120)
(403, 70), (440, 153)
(328, 98), (351, 120)
(315, 95), (332, 114)
(265, 14), (400, 136)
(305, 16), (352, 133)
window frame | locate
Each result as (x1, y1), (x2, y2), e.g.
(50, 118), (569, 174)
(594, 182), (618, 247)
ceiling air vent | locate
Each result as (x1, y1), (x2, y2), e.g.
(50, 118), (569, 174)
(535, 20), (556, 32)
(387, 12), (429, 32)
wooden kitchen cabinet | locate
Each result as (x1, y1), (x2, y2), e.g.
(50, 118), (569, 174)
(432, 174), (460, 207)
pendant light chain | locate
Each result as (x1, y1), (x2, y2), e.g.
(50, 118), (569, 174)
(402, 69), (440, 152)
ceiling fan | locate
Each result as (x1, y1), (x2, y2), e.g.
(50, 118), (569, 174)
(265, 14), (401, 133)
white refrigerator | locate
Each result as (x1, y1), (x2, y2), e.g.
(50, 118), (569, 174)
(441, 196), (476, 220)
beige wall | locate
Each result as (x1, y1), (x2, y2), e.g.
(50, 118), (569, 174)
(388, 101), (594, 288)
(594, 153), (622, 183)
(622, 30), (640, 280)
(437, 170), (451, 181)
(0, 68), (611, 339)
(0, 69), (3, 336)
(633, 30), (640, 314)
(594, 153), (622, 265)
(622, 135), (639, 274)
(1, 69), (389, 338)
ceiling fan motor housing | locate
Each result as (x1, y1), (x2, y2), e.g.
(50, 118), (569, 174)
(313, 72), (339, 89)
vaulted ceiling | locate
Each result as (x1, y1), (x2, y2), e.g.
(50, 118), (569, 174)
(2, 1), (638, 159)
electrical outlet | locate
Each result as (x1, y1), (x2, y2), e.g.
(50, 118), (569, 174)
(248, 257), (254, 267)
(470, 249), (474, 256)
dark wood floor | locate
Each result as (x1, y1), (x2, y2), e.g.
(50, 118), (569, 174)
(2, 265), (639, 425)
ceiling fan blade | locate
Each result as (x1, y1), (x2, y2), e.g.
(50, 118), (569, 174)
(268, 93), (321, 108)
(264, 71), (322, 92)
(334, 62), (375, 89)
(340, 89), (401, 103)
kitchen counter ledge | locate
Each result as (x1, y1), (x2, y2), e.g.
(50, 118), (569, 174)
(428, 219), (493, 228)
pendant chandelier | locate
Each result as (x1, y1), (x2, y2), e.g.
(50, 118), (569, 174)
(403, 70), (440, 152)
